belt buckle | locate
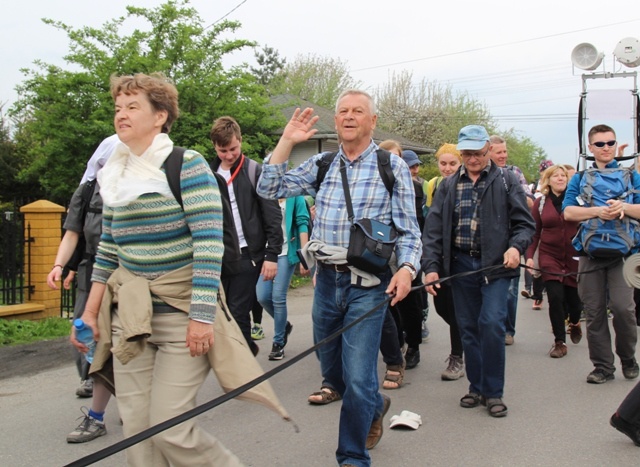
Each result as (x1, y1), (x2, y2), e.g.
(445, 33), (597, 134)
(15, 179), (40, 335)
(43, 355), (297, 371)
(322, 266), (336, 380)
(469, 249), (481, 258)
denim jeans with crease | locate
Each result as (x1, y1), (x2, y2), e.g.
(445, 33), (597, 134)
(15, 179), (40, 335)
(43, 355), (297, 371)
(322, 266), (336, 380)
(312, 266), (390, 467)
(256, 255), (296, 346)
(505, 275), (520, 336)
(451, 251), (510, 399)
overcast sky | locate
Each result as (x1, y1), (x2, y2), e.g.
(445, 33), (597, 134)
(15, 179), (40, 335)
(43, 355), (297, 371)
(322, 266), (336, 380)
(3, 0), (640, 167)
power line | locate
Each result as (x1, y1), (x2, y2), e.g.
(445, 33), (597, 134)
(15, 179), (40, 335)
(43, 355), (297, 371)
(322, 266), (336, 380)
(204, 0), (248, 30)
(351, 19), (640, 72)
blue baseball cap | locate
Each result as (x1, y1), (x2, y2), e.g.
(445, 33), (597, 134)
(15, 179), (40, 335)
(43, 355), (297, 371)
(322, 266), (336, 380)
(401, 150), (421, 167)
(457, 125), (490, 151)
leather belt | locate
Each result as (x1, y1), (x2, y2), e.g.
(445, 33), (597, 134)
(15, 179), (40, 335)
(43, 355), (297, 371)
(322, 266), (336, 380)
(318, 262), (351, 273)
(456, 248), (481, 258)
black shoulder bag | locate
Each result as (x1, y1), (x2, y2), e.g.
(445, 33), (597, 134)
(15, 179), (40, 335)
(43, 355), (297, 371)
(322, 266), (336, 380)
(340, 157), (398, 273)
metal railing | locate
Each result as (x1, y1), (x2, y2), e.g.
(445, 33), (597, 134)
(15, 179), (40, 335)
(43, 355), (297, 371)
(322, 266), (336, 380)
(0, 210), (32, 305)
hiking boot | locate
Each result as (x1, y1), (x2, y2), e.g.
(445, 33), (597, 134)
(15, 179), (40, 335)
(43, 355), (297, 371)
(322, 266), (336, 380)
(75, 379), (93, 398)
(366, 394), (390, 450)
(67, 408), (107, 443)
(568, 322), (582, 344)
(549, 341), (568, 358)
(251, 323), (265, 340)
(268, 343), (285, 360)
(441, 355), (465, 380)
(405, 347), (420, 369)
(587, 368), (615, 384)
(622, 359), (640, 380)
(532, 299), (543, 310)
(610, 413), (640, 447)
(283, 322), (293, 347)
(505, 334), (514, 345)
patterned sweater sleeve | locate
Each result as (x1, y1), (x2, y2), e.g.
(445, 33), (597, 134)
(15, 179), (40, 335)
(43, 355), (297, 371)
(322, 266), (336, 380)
(180, 150), (224, 323)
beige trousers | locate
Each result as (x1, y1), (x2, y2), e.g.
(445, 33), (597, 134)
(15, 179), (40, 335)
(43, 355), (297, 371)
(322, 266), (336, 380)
(112, 311), (243, 466)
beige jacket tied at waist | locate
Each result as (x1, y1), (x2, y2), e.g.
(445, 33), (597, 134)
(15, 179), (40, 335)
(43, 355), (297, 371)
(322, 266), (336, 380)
(90, 264), (291, 421)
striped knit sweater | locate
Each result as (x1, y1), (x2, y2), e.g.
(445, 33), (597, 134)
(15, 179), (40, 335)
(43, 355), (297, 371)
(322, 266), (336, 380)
(92, 149), (224, 323)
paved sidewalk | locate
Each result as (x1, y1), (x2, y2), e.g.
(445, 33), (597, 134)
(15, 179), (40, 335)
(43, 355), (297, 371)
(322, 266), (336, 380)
(1, 283), (639, 466)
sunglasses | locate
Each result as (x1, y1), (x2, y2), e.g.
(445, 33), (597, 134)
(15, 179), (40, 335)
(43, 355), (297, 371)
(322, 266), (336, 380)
(591, 140), (617, 148)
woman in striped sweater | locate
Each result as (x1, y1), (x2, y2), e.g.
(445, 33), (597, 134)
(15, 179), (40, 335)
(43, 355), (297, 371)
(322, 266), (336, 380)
(72, 73), (241, 466)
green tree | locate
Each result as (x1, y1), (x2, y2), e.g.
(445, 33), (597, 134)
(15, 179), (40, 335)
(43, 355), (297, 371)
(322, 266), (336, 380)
(268, 54), (362, 108)
(375, 70), (546, 182)
(9, 0), (283, 204)
(376, 70), (496, 149)
(499, 132), (547, 183)
(251, 45), (286, 87)
(0, 105), (41, 206)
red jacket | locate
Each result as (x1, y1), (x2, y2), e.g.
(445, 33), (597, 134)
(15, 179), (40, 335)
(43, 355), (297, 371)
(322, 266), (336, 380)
(526, 195), (580, 287)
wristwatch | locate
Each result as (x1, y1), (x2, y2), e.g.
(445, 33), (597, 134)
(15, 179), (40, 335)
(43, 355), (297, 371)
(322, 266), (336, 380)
(400, 262), (417, 280)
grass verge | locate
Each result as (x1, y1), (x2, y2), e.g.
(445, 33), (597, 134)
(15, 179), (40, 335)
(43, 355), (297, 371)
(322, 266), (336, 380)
(0, 317), (70, 347)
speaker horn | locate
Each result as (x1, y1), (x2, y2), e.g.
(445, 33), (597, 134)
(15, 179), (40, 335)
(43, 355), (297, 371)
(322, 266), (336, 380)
(614, 37), (640, 68)
(571, 43), (604, 71)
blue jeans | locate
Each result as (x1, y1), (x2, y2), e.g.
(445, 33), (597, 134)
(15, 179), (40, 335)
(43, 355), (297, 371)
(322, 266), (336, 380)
(505, 275), (519, 336)
(256, 255), (296, 346)
(313, 266), (390, 467)
(451, 251), (510, 398)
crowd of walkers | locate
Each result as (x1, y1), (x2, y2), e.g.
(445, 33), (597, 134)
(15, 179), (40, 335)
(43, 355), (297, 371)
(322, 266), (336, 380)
(47, 76), (640, 466)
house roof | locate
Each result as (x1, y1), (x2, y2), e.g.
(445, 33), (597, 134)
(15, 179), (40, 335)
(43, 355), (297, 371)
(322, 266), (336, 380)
(270, 94), (434, 154)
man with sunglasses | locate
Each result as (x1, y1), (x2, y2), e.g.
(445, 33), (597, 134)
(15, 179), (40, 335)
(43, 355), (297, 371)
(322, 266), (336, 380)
(422, 125), (535, 418)
(563, 124), (640, 384)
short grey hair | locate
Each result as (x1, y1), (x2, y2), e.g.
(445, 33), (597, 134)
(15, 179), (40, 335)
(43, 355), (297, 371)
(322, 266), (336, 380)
(489, 135), (505, 144)
(335, 89), (376, 115)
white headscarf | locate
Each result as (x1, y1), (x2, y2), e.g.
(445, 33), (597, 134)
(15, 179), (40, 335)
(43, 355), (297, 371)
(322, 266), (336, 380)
(98, 133), (175, 207)
(80, 134), (121, 184)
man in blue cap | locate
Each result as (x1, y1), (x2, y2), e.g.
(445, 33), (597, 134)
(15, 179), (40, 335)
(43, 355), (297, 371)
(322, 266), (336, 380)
(422, 124), (535, 417)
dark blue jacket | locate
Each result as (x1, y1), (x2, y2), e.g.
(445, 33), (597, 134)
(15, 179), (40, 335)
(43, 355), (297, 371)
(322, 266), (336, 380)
(421, 162), (535, 281)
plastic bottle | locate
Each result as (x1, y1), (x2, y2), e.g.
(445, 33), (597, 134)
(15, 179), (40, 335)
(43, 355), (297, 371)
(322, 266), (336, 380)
(73, 319), (96, 364)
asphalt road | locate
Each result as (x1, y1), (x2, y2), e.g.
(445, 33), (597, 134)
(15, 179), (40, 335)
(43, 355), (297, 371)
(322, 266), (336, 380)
(1, 282), (639, 466)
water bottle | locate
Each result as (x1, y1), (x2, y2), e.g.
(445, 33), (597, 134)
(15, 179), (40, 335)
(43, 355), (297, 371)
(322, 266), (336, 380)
(73, 319), (96, 364)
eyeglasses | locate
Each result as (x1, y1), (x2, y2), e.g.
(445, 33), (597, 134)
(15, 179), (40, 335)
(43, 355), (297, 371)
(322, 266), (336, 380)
(461, 146), (490, 159)
(591, 140), (617, 148)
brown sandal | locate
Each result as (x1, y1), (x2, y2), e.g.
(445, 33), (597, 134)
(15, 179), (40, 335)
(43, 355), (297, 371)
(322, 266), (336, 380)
(382, 361), (405, 390)
(308, 387), (342, 405)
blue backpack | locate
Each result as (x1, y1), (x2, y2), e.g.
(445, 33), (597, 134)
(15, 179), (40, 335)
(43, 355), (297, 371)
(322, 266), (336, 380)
(572, 167), (640, 258)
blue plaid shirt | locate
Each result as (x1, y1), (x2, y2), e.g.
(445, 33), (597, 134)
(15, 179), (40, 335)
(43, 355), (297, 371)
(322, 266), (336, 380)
(257, 141), (422, 268)
(453, 161), (492, 251)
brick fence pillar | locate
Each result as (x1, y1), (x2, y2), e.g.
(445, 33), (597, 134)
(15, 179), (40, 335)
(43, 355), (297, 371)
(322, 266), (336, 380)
(20, 200), (66, 318)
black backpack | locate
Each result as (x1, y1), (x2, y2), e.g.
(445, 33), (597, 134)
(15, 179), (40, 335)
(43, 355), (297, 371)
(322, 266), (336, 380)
(314, 149), (395, 197)
(66, 179), (100, 271)
(163, 147), (242, 264)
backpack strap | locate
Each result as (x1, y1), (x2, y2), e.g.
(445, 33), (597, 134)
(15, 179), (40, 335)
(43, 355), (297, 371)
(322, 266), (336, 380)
(246, 157), (260, 189)
(314, 151), (338, 193)
(499, 168), (510, 194)
(163, 146), (186, 208)
(314, 149), (395, 197)
(375, 149), (395, 197)
(79, 179), (98, 220)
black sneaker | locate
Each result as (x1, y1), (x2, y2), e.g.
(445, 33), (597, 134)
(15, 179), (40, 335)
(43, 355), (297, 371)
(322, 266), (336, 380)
(586, 368), (615, 384)
(405, 347), (420, 369)
(610, 413), (640, 446)
(268, 343), (285, 360)
(622, 359), (640, 380)
(283, 322), (293, 347)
